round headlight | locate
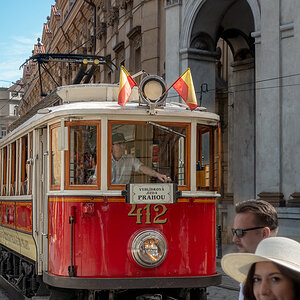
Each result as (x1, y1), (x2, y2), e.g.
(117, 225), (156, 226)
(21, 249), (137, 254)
(139, 75), (168, 106)
(131, 230), (167, 268)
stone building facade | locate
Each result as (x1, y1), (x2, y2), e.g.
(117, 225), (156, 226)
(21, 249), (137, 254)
(0, 85), (23, 139)
(19, 0), (165, 116)
(16, 0), (300, 243)
(165, 0), (300, 242)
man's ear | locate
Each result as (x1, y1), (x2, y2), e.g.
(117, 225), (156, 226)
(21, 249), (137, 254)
(262, 226), (271, 238)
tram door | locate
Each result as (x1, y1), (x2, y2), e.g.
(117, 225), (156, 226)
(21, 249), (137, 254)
(36, 127), (48, 272)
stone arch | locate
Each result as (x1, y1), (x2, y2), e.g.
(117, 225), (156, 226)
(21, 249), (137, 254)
(180, 0), (260, 51)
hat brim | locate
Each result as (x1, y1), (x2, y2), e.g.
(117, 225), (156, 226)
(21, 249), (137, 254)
(221, 253), (300, 283)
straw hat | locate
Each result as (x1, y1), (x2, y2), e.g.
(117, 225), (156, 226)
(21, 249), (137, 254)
(221, 237), (300, 283)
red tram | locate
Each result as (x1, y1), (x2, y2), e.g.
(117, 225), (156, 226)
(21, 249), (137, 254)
(0, 76), (221, 299)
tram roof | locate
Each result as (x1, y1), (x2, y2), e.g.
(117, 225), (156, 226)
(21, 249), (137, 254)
(4, 84), (219, 143)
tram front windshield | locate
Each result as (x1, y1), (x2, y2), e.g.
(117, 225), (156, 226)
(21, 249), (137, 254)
(110, 123), (187, 185)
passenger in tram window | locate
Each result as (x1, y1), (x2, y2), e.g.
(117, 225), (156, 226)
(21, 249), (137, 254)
(111, 133), (171, 184)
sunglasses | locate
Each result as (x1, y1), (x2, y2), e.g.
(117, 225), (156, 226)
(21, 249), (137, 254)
(231, 226), (264, 238)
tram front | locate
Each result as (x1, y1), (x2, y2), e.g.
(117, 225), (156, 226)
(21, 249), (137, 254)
(44, 75), (221, 300)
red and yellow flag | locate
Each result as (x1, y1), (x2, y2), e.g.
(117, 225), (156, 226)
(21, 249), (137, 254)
(171, 68), (198, 111)
(118, 66), (137, 107)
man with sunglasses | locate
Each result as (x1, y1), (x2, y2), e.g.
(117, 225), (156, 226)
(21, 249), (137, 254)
(232, 199), (279, 299)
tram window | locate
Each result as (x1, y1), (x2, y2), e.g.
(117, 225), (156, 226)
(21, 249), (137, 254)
(20, 135), (28, 195)
(2, 147), (7, 195)
(28, 132), (33, 194)
(10, 142), (16, 195)
(0, 149), (2, 195)
(196, 125), (220, 191)
(66, 122), (99, 188)
(50, 125), (61, 189)
(108, 121), (189, 188)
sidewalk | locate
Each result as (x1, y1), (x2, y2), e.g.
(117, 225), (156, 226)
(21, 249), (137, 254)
(206, 244), (240, 299)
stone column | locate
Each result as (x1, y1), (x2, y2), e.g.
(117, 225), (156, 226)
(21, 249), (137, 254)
(179, 48), (218, 111)
(255, 0), (281, 204)
(165, 1), (182, 102)
(165, 1), (181, 84)
(229, 58), (255, 204)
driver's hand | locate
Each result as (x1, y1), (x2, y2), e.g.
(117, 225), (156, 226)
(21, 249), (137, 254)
(157, 174), (172, 183)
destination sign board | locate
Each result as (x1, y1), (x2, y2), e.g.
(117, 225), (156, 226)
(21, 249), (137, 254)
(125, 183), (178, 204)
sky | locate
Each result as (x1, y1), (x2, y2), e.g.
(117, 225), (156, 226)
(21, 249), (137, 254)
(0, 1), (55, 88)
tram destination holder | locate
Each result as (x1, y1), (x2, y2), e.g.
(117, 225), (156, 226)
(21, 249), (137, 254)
(123, 183), (180, 204)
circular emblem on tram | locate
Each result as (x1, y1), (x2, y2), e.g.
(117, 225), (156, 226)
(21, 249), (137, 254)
(139, 75), (168, 107)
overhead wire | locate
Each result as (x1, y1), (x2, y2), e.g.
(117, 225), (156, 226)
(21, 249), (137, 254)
(16, 0), (300, 102)
(21, 0), (148, 90)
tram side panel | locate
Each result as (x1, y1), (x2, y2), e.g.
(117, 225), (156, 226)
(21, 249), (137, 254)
(48, 196), (216, 278)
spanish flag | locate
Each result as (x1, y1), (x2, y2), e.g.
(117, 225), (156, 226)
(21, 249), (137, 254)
(171, 68), (198, 111)
(118, 66), (137, 107)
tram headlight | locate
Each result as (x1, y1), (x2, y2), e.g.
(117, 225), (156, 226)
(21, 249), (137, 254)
(131, 230), (167, 268)
(139, 75), (168, 106)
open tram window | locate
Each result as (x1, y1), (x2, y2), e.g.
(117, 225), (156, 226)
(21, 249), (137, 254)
(108, 121), (190, 189)
(196, 124), (221, 191)
(65, 121), (100, 189)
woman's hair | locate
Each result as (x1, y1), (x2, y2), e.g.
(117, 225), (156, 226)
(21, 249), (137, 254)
(243, 262), (300, 300)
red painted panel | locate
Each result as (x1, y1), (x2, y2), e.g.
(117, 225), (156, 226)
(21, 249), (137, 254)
(48, 196), (216, 278)
(15, 202), (32, 233)
(1, 202), (15, 228)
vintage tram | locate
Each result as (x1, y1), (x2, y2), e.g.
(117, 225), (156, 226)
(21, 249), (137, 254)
(0, 76), (221, 299)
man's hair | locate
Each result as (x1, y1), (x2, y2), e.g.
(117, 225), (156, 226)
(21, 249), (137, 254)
(235, 199), (278, 232)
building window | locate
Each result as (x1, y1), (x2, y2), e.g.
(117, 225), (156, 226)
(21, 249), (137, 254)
(1, 127), (7, 138)
(14, 105), (18, 116)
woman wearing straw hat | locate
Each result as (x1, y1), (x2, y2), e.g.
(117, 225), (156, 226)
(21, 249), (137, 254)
(221, 237), (300, 300)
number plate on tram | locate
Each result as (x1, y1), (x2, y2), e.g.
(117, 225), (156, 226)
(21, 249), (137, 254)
(125, 183), (178, 204)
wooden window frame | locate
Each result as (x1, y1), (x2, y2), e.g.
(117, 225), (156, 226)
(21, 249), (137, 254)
(0, 148), (2, 195)
(108, 120), (190, 191)
(65, 120), (101, 190)
(28, 132), (33, 194)
(10, 142), (17, 196)
(3, 147), (7, 195)
(196, 124), (221, 191)
(50, 123), (61, 190)
(20, 135), (28, 195)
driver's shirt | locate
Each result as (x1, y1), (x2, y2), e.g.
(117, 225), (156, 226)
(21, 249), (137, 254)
(111, 154), (143, 184)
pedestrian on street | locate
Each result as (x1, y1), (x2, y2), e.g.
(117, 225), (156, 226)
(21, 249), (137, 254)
(221, 237), (300, 300)
(231, 199), (279, 299)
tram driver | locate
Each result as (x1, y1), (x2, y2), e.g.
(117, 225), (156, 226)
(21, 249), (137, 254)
(111, 133), (171, 184)
(89, 133), (171, 185)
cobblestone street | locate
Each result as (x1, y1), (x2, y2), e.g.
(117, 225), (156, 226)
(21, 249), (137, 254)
(207, 262), (240, 299)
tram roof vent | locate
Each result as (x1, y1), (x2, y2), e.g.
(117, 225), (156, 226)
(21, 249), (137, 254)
(56, 83), (139, 103)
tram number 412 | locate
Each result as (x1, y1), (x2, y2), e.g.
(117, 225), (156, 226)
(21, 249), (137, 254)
(128, 204), (168, 224)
